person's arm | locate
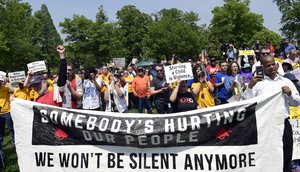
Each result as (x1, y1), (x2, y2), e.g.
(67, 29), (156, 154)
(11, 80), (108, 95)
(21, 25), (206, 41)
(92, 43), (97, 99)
(92, 75), (102, 92)
(112, 78), (124, 97)
(66, 80), (83, 100)
(206, 81), (214, 93)
(191, 83), (200, 96)
(169, 80), (181, 103)
(282, 80), (300, 107)
(56, 45), (67, 87)
(131, 78), (137, 96)
(24, 70), (33, 88)
(7, 82), (14, 93)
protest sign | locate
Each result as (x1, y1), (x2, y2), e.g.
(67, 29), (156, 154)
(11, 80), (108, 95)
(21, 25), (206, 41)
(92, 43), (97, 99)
(27, 61), (47, 73)
(164, 63), (193, 83)
(11, 91), (286, 171)
(239, 50), (255, 56)
(8, 71), (26, 83)
(113, 58), (126, 68)
(290, 119), (300, 161)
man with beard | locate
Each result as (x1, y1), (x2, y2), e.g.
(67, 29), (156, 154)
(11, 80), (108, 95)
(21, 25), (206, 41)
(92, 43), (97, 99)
(150, 64), (172, 114)
(61, 63), (83, 109)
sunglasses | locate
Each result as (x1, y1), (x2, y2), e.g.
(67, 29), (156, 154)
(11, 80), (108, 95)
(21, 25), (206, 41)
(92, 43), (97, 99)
(261, 52), (270, 55)
(156, 69), (163, 72)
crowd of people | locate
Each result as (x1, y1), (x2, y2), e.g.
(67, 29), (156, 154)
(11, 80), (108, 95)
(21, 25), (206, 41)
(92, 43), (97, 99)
(0, 40), (300, 171)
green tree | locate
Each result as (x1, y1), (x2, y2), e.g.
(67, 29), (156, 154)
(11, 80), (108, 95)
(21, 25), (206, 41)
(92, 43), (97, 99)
(210, 0), (264, 48)
(273, 0), (300, 39)
(60, 15), (95, 67)
(143, 8), (206, 61)
(248, 28), (282, 50)
(34, 4), (62, 72)
(111, 5), (151, 63)
(0, 0), (41, 72)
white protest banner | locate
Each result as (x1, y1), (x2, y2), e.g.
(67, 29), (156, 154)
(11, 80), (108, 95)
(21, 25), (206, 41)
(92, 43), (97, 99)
(290, 119), (300, 160)
(11, 91), (285, 172)
(164, 63), (193, 83)
(113, 58), (126, 68)
(8, 71), (26, 83)
(27, 61), (47, 73)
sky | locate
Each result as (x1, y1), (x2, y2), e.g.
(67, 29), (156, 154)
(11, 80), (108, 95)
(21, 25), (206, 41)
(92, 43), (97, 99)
(21, 0), (282, 38)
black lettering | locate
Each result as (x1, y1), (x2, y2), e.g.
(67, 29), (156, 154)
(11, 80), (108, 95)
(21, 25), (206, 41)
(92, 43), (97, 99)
(239, 153), (247, 167)
(161, 153), (169, 169)
(95, 153), (102, 168)
(229, 154), (237, 169)
(117, 153), (124, 168)
(47, 153), (54, 167)
(249, 152), (256, 167)
(184, 154), (193, 170)
(204, 154), (213, 170)
(170, 153), (177, 169)
(152, 153), (159, 169)
(143, 153), (150, 169)
(35, 152), (46, 167)
(194, 154), (204, 170)
(81, 153), (89, 168)
(71, 153), (79, 168)
(107, 153), (116, 168)
(129, 153), (137, 169)
(216, 154), (228, 170)
(59, 153), (70, 167)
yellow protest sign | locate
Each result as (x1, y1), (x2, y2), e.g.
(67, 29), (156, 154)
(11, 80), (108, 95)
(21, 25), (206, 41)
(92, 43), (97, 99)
(239, 50), (255, 56)
(290, 106), (300, 119)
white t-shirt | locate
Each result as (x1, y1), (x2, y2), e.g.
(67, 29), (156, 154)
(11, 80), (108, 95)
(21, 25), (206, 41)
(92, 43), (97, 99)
(113, 87), (127, 113)
(82, 78), (101, 109)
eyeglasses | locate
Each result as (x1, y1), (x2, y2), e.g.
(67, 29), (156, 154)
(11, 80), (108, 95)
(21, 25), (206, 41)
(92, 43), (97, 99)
(156, 70), (163, 72)
(261, 52), (270, 55)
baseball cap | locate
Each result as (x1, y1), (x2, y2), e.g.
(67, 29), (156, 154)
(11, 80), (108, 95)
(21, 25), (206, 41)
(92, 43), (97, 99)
(29, 75), (44, 87)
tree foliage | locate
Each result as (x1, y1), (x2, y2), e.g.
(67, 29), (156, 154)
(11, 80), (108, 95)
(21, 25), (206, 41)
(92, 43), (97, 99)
(143, 8), (207, 61)
(34, 4), (62, 72)
(273, 0), (300, 39)
(248, 28), (282, 50)
(209, 0), (264, 48)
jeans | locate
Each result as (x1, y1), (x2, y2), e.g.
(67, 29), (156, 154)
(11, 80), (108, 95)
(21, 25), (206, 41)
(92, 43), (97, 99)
(138, 97), (152, 114)
(100, 93), (106, 111)
(0, 113), (15, 150)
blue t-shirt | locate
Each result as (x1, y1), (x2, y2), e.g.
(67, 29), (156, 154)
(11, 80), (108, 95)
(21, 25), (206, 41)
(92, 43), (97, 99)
(215, 72), (228, 99)
(224, 74), (242, 99)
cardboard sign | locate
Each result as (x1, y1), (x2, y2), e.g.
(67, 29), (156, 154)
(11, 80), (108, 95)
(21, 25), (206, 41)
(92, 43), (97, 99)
(290, 119), (300, 160)
(113, 58), (126, 68)
(239, 50), (255, 56)
(27, 61), (47, 73)
(164, 63), (193, 83)
(8, 71), (26, 83)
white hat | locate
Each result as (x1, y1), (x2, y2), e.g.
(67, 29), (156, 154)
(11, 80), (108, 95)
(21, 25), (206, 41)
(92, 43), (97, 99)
(0, 71), (6, 77)
(0, 75), (5, 81)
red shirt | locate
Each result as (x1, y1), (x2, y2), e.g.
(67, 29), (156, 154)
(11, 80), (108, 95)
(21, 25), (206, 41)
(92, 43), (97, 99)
(35, 91), (62, 107)
(206, 65), (221, 85)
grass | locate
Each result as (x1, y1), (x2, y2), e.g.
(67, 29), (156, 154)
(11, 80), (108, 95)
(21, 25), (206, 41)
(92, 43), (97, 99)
(3, 106), (157, 171)
(2, 128), (19, 172)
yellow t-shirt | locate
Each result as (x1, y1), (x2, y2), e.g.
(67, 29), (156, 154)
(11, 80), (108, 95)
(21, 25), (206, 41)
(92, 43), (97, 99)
(123, 75), (134, 93)
(30, 89), (39, 101)
(13, 87), (31, 100)
(191, 82), (215, 108)
(0, 85), (11, 114)
(47, 79), (55, 91)
(98, 73), (111, 93)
